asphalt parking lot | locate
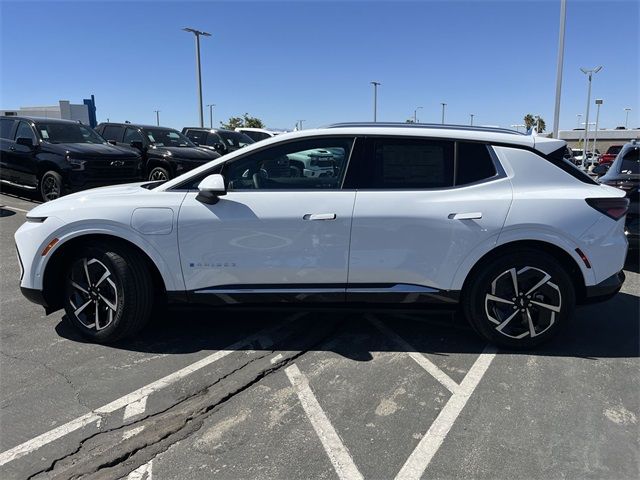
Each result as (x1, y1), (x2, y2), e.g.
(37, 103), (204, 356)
(1, 189), (638, 480)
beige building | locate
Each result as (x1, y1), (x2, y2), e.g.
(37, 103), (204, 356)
(558, 128), (640, 152)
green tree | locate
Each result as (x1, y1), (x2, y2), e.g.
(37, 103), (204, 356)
(220, 113), (265, 130)
(523, 113), (546, 133)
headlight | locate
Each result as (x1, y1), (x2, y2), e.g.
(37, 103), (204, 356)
(65, 154), (86, 171)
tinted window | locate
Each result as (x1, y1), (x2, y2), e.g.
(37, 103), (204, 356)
(101, 125), (124, 142)
(144, 128), (194, 147)
(365, 138), (454, 189)
(36, 123), (104, 144)
(455, 142), (497, 185)
(620, 147), (639, 174)
(217, 130), (254, 148)
(224, 137), (353, 190)
(243, 130), (271, 142)
(205, 132), (223, 146)
(123, 127), (144, 144)
(14, 121), (36, 141)
(1, 118), (16, 139)
(185, 129), (208, 145)
(607, 145), (623, 155)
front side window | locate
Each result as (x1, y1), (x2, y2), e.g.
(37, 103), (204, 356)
(224, 137), (353, 190)
(123, 127), (144, 144)
(144, 128), (194, 148)
(205, 132), (223, 146)
(14, 121), (36, 142)
(36, 123), (105, 144)
(365, 138), (455, 189)
(101, 125), (124, 142)
(243, 130), (271, 142)
(185, 129), (207, 145)
(217, 130), (254, 148)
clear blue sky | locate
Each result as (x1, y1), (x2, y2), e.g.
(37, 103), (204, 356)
(1, 0), (638, 131)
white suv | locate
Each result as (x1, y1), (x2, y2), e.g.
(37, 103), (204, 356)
(15, 124), (629, 348)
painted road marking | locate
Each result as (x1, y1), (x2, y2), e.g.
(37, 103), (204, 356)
(122, 426), (146, 441)
(123, 395), (148, 421)
(270, 353), (284, 364)
(0, 205), (31, 213)
(395, 345), (497, 480)
(368, 316), (460, 394)
(0, 315), (303, 467)
(285, 364), (364, 480)
(126, 460), (153, 479)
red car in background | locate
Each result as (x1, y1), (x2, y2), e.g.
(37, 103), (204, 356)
(599, 145), (624, 165)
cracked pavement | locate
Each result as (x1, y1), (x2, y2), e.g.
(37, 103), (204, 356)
(1, 191), (639, 480)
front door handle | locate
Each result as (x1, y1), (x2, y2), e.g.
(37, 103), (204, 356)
(303, 213), (337, 221)
(448, 212), (482, 220)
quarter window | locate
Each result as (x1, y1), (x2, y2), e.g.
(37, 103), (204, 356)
(620, 147), (639, 174)
(455, 142), (497, 185)
(224, 137), (353, 190)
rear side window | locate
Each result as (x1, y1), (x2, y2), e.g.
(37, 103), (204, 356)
(0, 118), (16, 139)
(101, 125), (124, 142)
(620, 146), (639, 174)
(456, 142), (497, 185)
(368, 139), (454, 189)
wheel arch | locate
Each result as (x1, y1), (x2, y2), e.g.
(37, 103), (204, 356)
(147, 158), (174, 177)
(42, 233), (167, 312)
(460, 240), (588, 304)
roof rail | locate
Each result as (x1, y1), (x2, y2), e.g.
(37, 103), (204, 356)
(324, 122), (525, 136)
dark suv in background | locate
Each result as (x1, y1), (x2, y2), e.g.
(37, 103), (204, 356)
(0, 116), (141, 201)
(597, 140), (639, 247)
(182, 127), (254, 156)
(96, 123), (220, 181)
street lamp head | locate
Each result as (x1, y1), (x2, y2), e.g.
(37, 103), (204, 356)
(624, 107), (632, 112)
(182, 27), (211, 37)
(594, 65), (603, 73)
(595, 99), (603, 105)
(370, 81), (381, 86)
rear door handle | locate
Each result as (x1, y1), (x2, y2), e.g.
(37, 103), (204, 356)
(303, 213), (337, 221)
(448, 212), (482, 220)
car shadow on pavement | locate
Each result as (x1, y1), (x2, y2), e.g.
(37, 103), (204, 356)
(625, 249), (639, 274)
(54, 291), (639, 361)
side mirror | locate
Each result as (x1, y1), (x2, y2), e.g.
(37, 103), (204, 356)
(130, 140), (144, 150)
(213, 142), (226, 154)
(196, 173), (226, 204)
(16, 137), (34, 149)
(107, 139), (117, 145)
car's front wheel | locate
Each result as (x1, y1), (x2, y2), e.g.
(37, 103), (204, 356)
(148, 166), (171, 181)
(63, 243), (153, 343)
(39, 170), (63, 202)
(462, 249), (575, 349)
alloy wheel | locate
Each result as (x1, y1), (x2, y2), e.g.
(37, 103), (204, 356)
(41, 175), (61, 201)
(149, 169), (168, 181)
(484, 266), (562, 339)
(68, 258), (119, 330)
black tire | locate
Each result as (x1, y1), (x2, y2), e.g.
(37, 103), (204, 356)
(62, 242), (153, 343)
(39, 170), (63, 202)
(462, 248), (575, 349)
(148, 166), (171, 181)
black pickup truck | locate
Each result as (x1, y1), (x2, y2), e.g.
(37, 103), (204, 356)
(0, 116), (142, 201)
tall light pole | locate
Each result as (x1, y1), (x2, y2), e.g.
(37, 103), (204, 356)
(592, 99), (603, 156)
(297, 119), (305, 130)
(154, 110), (160, 126)
(552, 0), (567, 138)
(470, 113), (475, 126)
(440, 103), (447, 124)
(576, 114), (582, 128)
(207, 104), (215, 128)
(370, 81), (381, 122)
(183, 27), (211, 128)
(511, 124), (525, 132)
(413, 106), (423, 123)
(624, 108), (632, 129)
(579, 66), (603, 162)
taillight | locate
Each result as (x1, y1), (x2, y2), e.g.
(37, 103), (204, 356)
(586, 198), (630, 220)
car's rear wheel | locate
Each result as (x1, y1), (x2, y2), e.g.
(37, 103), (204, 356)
(63, 243), (153, 343)
(39, 170), (63, 202)
(462, 249), (575, 349)
(149, 166), (171, 181)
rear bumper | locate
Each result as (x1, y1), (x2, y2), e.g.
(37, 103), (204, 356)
(584, 270), (625, 303)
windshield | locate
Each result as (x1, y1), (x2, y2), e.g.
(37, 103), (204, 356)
(217, 130), (254, 148)
(36, 122), (105, 144)
(144, 128), (195, 147)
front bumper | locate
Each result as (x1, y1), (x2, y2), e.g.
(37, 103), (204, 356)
(584, 270), (626, 303)
(20, 286), (48, 308)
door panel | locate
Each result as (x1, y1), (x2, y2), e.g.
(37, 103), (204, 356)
(177, 191), (356, 302)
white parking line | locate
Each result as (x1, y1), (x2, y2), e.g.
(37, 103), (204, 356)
(285, 364), (364, 480)
(0, 204), (31, 213)
(123, 395), (148, 421)
(368, 316), (460, 394)
(395, 345), (497, 480)
(270, 353), (284, 364)
(0, 316), (302, 467)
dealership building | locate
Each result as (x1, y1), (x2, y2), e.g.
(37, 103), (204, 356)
(558, 128), (640, 151)
(0, 96), (97, 127)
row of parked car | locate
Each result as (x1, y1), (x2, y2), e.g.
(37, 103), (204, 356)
(0, 115), (285, 201)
